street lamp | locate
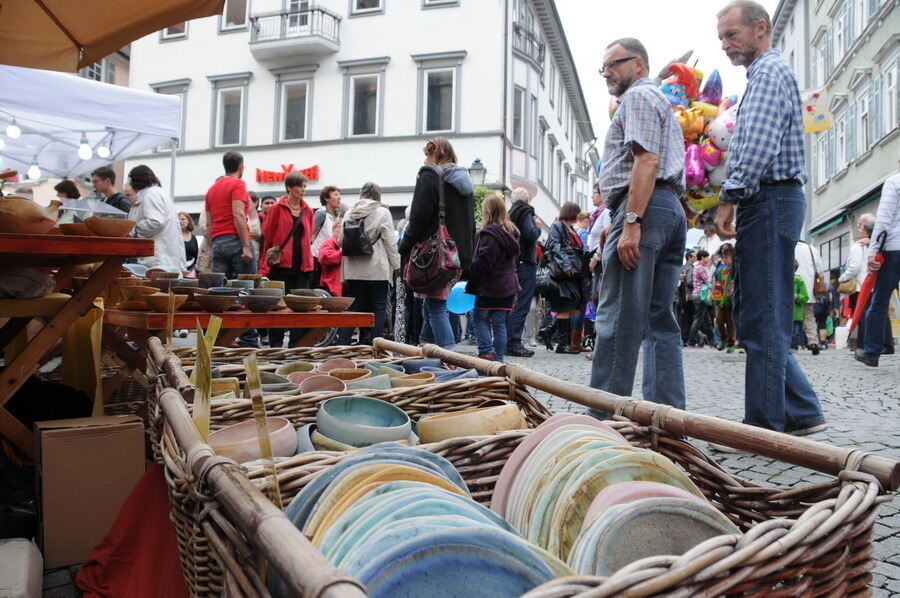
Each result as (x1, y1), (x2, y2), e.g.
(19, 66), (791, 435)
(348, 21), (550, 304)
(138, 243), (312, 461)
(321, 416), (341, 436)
(468, 158), (486, 186)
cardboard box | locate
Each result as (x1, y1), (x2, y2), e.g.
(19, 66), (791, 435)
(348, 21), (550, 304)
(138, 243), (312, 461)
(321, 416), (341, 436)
(34, 415), (145, 569)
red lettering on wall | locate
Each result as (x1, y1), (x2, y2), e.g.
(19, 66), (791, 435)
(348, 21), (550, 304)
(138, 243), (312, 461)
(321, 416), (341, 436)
(255, 164), (319, 183)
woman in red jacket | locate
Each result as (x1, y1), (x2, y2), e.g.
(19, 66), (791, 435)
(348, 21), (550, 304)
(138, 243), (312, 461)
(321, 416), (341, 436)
(317, 218), (343, 297)
(259, 172), (314, 347)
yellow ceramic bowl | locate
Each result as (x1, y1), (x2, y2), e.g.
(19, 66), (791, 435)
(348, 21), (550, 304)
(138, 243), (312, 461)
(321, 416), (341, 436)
(418, 402), (526, 444)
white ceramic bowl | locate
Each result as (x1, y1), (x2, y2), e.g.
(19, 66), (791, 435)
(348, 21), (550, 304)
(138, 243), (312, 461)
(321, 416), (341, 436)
(418, 403), (526, 444)
(209, 416), (297, 464)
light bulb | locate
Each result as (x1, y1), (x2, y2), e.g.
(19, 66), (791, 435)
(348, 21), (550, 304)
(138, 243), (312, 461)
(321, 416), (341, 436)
(27, 162), (41, 180)
(6, 119), (21, 139)
(96, 145), (110, 158)
(77, 133), (92, 160)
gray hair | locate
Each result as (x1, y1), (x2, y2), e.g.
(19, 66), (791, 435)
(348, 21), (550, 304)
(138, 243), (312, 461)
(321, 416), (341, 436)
(510, 187), (530, 203)
(605, 37), (649, 72)
(360, 181), (381, 203)
(717, 1), (772, 35)
(858, 213), (875, 235)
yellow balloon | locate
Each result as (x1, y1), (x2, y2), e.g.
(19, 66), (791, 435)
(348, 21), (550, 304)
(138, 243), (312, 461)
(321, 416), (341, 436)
(690, 101), (719, 120)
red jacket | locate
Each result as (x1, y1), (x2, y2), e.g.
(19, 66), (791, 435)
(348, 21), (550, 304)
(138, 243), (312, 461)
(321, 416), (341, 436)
(317, 236), (343, 297)
(259, 197), (314, 276)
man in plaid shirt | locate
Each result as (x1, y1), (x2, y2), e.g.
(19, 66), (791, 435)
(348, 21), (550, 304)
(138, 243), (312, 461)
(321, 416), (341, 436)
(590, 37), (687, 415)
(714, 0), (826, 438)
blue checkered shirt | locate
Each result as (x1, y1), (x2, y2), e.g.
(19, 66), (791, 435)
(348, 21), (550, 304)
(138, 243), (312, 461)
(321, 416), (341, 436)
(722, 49), (807, 203)
(599, 78), (685, 211)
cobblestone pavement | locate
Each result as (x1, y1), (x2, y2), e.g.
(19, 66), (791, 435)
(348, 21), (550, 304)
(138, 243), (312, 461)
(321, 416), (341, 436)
(499, 343), (900, 596)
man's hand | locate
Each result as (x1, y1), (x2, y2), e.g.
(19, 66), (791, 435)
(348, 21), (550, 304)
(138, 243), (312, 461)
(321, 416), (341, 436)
(242, 244), (253, 262)
(860, 238), (871, 247)
(617, 223), (641, 270)
(714, 203), (736, 239)
(868, 256), (881, 273)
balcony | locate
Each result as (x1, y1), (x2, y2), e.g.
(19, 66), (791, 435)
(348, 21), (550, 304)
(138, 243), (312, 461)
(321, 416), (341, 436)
(249, 6), (341, 61)
(512, 22), (545, 67)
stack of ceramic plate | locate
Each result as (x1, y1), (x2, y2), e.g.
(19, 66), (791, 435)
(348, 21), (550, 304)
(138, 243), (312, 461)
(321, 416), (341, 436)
(269, 444), (571, 598)
(492, 414), (726, 566)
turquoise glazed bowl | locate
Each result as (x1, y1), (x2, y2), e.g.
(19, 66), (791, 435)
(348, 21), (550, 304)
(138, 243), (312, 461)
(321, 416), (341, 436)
(316, 396), (412, 448)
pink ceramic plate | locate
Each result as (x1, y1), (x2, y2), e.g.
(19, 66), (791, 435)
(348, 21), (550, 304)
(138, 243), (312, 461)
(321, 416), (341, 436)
(491, 414), (628, 518)
(288, 371), (320, 386)
(299, 375), (347, 394)
(581, 480), (708, 531)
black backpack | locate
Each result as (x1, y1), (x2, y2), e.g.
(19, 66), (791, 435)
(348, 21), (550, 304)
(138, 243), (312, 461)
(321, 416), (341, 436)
(342, 217), (374, 257)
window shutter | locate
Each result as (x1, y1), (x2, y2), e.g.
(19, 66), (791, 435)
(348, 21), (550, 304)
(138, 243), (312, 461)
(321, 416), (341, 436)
(825, 28), (834, 77)
(867, 0), (877, 18)
(847, 104), (857, 162)
(871, 75), (882, 142)
(844, 3), (854, 50)
(826, 129), (835, 177)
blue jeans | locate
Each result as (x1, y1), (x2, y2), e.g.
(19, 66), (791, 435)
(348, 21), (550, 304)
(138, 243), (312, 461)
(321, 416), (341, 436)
(590, 188), (687, 410)
(506, 263), (537, 351)
(419, 298), (456, 350)
(211, 234), (253, 279)
(733, 182), (824, 432)
(862, 250), (900, 360)
(474, 308), (508, 360)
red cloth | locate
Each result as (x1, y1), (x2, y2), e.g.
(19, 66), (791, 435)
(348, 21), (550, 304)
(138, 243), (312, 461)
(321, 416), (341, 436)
(75, 463), (188, 598)
(317, 236), (343, 296)
(205, 176), (250, 239)
(259, 197), (314, 276)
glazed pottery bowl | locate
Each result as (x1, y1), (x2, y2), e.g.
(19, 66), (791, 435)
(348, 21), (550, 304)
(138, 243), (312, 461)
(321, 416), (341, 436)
(147, 269), (180, 280)
(274, 361), (315, 377)
(196, 294), (237, 312)
(261, 280), (285, 290)
(198, 272), (226, 288)
(239, 295), (280, 313)
(227, 279), (255, 290)
(209, 416), (297, 464)
(207, 286), (242, 296)
(345, 374), (392, 390)
(171, 278), (199, 288)
(144, 293), (188, 312)
(59, 222), (95, 236)
(287, 371), (319, 386)
(418, 402), (525, 444)
(390, 372), (435, 388)
(310, 428), (358, 452)
(249, 287), (284, 297)
(289, 288), (321, 297)
(84, 216), (136, 237)
(237, 273), (262, 286)
(315, 358), (357, 373)
(121, 264), (149, 278)
(296, 423), (317, 454)
(400, 358), (444, 374)
(318, 296), (354, 312)
(299, 375), (347, 394)
(284, 294), (321, 312)
(117, 276), (145, 287)
(150, 278), (183, 292)
(119, 286), (157, 302)
(316, 396), (412, 447)
(327, 368), (371, 382)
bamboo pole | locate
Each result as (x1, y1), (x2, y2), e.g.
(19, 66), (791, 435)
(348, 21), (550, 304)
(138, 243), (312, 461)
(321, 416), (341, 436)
(371, 340), (900, 491)
(158, 389), (367, 598)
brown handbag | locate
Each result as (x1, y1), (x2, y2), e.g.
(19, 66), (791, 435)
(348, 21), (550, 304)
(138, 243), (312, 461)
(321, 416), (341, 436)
(266, 213), (304, 266)
(807, 243), (829, 296)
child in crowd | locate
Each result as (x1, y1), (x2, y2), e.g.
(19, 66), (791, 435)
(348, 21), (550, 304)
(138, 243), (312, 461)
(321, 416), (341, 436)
(317, 218), (343, 297)
(714, 243), (736, 352)
(465, 193), (520, 361)
(792, 259), (809, 350)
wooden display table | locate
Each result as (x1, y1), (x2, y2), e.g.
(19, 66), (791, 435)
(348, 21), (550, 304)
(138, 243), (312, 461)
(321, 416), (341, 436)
(0, 234), (154, 457)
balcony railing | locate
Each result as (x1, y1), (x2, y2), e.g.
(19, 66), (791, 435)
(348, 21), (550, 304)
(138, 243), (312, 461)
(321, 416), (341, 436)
(576, 158), (591, 178)
(249, 6), (341, 59)
(512, 22), (545, 66)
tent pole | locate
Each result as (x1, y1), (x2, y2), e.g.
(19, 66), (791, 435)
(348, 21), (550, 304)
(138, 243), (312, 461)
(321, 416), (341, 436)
(169, 141), (177, 201)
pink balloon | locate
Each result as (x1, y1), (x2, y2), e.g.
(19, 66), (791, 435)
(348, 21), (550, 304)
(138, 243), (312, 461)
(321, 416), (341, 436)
(685, 144), (706, 187)
(700, 137), (723, 167)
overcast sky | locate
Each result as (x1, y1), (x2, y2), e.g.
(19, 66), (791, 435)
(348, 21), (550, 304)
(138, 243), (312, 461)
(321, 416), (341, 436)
(556, 0), (781, 144)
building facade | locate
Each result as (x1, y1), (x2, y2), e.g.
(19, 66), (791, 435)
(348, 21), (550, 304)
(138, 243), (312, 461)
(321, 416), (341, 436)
(125, 0), (597, 224)
(775, 0), (898, 272)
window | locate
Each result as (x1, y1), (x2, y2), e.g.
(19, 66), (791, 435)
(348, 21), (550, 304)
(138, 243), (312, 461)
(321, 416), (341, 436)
(350, 75), (378, 136)
(530, 95), (538, 156)
(548, 63), (556, 106)
(814, 132), (827, 187)
(217, 88), (243, 146)
(538, 127), (546, 182)
(557, 83), (563, 121)
(820, 233), (850, 271)
(832, 8), (844, 66)
(161, 22), (187, 40)
(858, 86), (870, 153)
(422, 0), (458, 6)
(287, 0), (310, 29)
(884, 59), (898, 135)
(512, 87), (524, 148)
(351, 0), (383, 16)
(81, 62), (103, 82)
(221, 0), (248, 31)
(281, 82), (308, 141)
(853, 0), (866, 37)
(834, 107), (847, 170)
(425, 69), (454, 132)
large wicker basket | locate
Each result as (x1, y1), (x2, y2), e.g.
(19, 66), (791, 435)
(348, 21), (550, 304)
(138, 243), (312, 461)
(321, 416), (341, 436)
(149, 339), (895, 597)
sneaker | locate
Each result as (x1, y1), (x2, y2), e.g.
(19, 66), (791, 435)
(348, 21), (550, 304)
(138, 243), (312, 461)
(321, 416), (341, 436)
(726, 346), (735, 354)
(786, 422), (828, 436)
(854, 348), (878, 367)
(478, 353), (497, 361)
(507, 347), (535, 357)
(708, 442), (745, 454)
(810, 344), (820, 355)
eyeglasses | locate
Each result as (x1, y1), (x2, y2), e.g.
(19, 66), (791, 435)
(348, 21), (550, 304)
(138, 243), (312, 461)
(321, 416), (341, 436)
(599, 56), (638, 74)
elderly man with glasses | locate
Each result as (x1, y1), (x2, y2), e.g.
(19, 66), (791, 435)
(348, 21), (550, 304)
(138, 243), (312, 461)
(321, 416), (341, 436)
(589, 37), (687, 416)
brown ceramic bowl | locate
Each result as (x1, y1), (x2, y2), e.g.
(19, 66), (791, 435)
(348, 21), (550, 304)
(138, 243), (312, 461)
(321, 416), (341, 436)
(144, 293), (188, 312)
(84, 217), (136, 237)
(59, 222), (95, 236)
(120, 286), (158, 302)
(238, 295), (280, 313)
(318, 296), (354, 312)
(196, 294), (237, 313)
(283, 294), (321, 312)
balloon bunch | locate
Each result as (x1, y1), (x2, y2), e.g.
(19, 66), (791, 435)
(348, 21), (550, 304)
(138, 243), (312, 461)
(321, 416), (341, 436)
(662, 64), (739, 230)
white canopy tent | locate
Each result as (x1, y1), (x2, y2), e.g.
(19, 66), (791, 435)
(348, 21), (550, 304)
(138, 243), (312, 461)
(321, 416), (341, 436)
(0, 64), (181, 187)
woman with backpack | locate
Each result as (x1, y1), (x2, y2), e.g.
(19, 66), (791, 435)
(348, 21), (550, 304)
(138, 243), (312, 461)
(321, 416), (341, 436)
(465, 193), (520, 361)
(398, 137), (476, 350)
(337, 182), (400, 345)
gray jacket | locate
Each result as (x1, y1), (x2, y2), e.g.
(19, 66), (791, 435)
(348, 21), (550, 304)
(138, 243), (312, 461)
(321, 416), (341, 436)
(340, 199), (400, 282)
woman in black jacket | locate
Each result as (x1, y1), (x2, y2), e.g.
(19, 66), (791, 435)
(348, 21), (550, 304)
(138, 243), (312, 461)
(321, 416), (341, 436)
(544, 201), (585, 354)
(398, 137), (475, 349)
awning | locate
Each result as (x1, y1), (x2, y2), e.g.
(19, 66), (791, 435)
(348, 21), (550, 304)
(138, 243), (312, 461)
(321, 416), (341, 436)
(808, 215), (845, 237)
(807, 169), (898, 235)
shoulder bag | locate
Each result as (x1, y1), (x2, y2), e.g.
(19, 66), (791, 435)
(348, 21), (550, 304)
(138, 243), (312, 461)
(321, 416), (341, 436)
(266, 212), (304, 267)
(807, 243), (828, 296)
(403, 169), (461, 293)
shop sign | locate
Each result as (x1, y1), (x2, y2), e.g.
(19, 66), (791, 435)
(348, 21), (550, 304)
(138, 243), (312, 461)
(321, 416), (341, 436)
(256, 163), (319, 183)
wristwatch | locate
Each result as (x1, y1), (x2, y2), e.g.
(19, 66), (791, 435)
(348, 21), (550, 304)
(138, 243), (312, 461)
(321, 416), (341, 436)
(624, 212), (643, 224)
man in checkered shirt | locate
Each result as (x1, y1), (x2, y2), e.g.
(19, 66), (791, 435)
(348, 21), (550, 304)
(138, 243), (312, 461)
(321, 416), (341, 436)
(714, 0), (826, 438)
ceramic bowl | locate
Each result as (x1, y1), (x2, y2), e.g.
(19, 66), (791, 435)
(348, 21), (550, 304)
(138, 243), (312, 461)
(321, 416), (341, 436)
(400, 358), (444, 374)
(121, 264), (149, 278)
(119, 285), (158, 302)
(84, 216), (136, 237)
(390, 372), (435, 388)
(283, 294), (321, 312)
(311, 428), (358, 452)
(299, 375), (347, 394)
(328, 368), (371, 382)
(260, 371), (289, 385)
(260, 280), (285, 290)
(289, 288), (322, 297)
(116, 277), (145, 287)
(196, 294), (238, 312)
(418, 403), (525, 444)
(316, 396), (412, 448)
(150, 278), (183, 292)
(315, 358), (357, 373)
(295, 423), (317, 454)
(239, 295), (280, 313)
(362, 361), (405, 376)
(207, 286), (242, 296)
(144, 293), (188, 312)
(172, 286), (203, 300)
(171, 278), (199, 288)
(237, 273), (262, 286)
(345, 374), (392, 391)
(318, 296), (354, 312)
(198, 272), (226, 288)
(59, 222), (95, 236)
(287, 371), (320, 386)
(117, 300), (149, 311)
(209, 416), (297, 464)
(147, 269), (180, 280)
(274, 361), (314, 377)
(249, 287), (284, 297)
(227, 279), (255, 290)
